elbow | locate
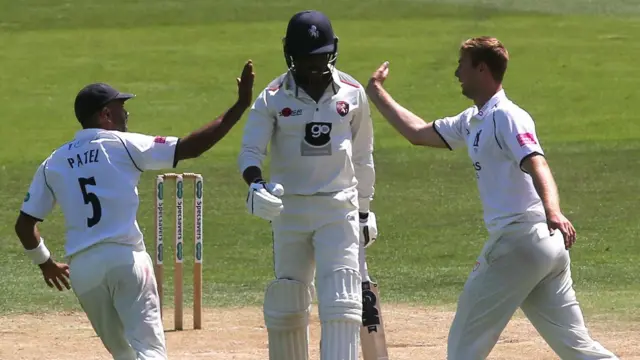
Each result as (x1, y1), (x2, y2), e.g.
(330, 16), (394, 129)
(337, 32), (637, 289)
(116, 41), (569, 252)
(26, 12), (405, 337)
(407, 136), (423, 146)
(407, 133), (427, 146)
(406, 124), (431, 146)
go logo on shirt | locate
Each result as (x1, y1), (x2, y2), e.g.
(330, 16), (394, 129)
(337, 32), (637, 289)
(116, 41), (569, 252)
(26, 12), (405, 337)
(24, 192), (30, 202)
(301, 122), (333, 156)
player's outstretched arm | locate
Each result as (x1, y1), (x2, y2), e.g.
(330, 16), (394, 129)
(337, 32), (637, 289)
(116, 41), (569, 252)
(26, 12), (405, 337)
(365, 61), (449, 148)
(174, 60), (255, 162)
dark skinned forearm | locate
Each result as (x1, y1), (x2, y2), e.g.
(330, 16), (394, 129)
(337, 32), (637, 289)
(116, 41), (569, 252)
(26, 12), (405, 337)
(175, 101), (249, 161)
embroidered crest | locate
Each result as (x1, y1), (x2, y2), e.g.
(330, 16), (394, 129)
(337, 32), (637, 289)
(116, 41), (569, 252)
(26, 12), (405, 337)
(308, 25), (320, 38)
(336, 101), (350, 117)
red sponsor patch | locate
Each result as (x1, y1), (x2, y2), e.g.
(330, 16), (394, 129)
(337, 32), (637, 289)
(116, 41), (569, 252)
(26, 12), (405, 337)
(516, 132), (537, 146)
(280, 107), (293, 117)
(278, 108), (302, 117)
(154, 136), (167, 144)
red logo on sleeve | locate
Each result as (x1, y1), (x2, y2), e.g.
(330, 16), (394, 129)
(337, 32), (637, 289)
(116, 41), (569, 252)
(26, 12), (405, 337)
(154, 136), (167, 144)
(516, 133), (537, 146)
(280, 107), (292, 117)
(336, 101), (350, 117)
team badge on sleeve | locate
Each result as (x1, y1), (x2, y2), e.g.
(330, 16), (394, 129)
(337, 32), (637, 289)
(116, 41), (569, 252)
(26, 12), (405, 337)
(154, 136), (167, 144)
(336, 101), (350, 117)
(516, 133), (537, 146)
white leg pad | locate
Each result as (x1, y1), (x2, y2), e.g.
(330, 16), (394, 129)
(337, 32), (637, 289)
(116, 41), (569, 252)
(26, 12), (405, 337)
(318, 269), (362, 360)
(263, 279), (312, 360)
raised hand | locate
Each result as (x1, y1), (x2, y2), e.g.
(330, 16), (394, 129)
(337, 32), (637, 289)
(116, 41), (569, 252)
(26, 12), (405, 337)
(237, 60), (255, 108)
(367, 61), (390, 89)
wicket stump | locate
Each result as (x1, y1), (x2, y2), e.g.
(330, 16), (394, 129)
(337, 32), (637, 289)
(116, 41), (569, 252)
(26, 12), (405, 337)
(155, 172), (203, 330)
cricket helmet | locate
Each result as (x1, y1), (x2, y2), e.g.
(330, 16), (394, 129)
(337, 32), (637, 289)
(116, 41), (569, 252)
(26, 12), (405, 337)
(283, 10), (339, 74)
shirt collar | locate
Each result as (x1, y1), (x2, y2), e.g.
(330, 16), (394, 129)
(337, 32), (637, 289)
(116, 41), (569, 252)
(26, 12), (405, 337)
(74, 128), (104, 139)
(473, 89), (506, 121)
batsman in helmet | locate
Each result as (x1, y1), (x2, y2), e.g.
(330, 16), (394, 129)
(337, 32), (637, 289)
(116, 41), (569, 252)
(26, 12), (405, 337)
(238, 9), (381, 360)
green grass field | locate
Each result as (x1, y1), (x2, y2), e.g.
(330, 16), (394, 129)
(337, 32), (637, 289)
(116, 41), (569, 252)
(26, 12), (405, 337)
(1, 0), (639, 327)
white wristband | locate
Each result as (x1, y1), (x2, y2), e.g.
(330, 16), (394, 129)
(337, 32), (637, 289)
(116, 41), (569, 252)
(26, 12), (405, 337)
(25, 239), (51, 265)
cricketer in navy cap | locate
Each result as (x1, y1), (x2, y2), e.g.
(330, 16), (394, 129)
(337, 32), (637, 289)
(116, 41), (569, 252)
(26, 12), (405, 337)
(283, 10), (339, 98)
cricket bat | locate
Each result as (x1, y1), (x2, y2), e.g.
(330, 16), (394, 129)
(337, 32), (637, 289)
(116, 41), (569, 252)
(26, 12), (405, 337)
(361, 280), (389, 360)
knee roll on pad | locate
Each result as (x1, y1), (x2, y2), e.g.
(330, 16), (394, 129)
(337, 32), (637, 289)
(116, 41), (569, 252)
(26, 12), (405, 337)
(318, 268), (362, 323)
(263, 278), (312, 330)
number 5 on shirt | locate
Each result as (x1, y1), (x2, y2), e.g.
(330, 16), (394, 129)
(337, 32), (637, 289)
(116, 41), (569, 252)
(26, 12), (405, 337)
(78, 177), (102, 228)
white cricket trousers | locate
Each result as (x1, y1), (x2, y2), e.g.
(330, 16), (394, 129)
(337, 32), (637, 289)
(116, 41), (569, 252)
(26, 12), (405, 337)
(271, 189), (361, 286)
(68, 242), (167, 360)
(447, 221), (619, 360)
(266, 189), (363, 360)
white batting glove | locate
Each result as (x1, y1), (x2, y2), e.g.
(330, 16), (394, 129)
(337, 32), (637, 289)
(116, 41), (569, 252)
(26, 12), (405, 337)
(359, 212), (378, 248)
(246, 181), (284, 221)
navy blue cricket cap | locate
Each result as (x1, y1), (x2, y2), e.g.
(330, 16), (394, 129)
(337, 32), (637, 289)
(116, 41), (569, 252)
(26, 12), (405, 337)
(74, 82), (135, 123)
(284, 10), (337, 56)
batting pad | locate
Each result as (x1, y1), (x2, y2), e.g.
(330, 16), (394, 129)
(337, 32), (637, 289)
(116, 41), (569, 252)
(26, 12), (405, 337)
(318, 268), (362, 322)
(318, 269), (362, 360)
(263, 278), (312, 360)
(321, 320), (360, 360)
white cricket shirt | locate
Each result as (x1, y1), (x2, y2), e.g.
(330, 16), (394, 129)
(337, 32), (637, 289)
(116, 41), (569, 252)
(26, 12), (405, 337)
(238, 67), (375, 211)
(433, 89), (546, 236)
(21, 128), (179, 258)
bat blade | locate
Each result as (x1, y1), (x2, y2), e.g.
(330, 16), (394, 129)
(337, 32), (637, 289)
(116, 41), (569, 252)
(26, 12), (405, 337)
(361, 280), (389, 360)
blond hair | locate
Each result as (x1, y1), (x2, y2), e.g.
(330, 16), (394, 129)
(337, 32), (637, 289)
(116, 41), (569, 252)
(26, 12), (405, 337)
(460, 37), (509, 82)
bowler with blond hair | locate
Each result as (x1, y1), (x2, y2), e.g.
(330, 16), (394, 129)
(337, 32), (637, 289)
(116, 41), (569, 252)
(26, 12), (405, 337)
(364, 36), (619, 360)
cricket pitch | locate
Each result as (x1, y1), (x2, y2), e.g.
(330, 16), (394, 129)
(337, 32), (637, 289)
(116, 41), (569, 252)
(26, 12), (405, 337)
(1, 305), (638, 359)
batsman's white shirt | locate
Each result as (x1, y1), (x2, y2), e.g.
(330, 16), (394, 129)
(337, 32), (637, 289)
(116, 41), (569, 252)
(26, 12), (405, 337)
(21, 128), (178, 258)
(433, 89), (546, 236)
(238, 67), (375, 211)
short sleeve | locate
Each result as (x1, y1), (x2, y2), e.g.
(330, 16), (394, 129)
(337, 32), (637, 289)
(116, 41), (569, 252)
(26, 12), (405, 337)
(495, 109), (544, 170)
(21, 160), (56, 221)
(114, 132), (180, 171)
(433, 110), (468, 150)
